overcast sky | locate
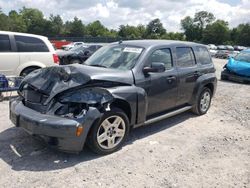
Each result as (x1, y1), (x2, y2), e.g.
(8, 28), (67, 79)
(0, 0), (250, 32)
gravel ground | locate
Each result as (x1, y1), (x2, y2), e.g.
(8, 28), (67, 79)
(0, 58), (249, 188)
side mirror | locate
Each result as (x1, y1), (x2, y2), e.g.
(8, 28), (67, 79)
(143, 62), (165, 74)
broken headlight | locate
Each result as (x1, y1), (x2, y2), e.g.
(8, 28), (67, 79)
(55, 87), (114, 118)
(55, 102), (88, 118)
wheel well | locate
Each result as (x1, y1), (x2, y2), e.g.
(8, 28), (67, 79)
(20, 66), (41, 76)
(204, 83), (214, 95)
(111, 99), (131, 123)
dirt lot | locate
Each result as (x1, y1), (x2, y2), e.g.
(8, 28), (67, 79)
(0, 58), (249, 188)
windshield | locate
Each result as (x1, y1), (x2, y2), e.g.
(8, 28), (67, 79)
(234, 52), (250, 63)
(84, 44), (143, 70)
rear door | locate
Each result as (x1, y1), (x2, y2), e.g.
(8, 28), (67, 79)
(0, 34), (19, 76)
(14, 35), (53, 72)
(175, 47), (199, 106)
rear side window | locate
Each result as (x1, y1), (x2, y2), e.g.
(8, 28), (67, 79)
(149, 48), (173, 70)
(176, 47), (196, 67)
(196, 46), (212, 65)
(15, 35), (49, 52)
(0, 34), (11, 52)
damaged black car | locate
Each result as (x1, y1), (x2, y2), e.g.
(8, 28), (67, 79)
(10, 40), (217, 154)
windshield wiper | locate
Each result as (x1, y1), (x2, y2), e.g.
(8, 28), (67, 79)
(89, 64), (107, 68)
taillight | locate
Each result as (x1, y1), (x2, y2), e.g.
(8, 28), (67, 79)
(53, 54), (59, 64)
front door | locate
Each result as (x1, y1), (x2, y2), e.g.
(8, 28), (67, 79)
(142, 48), (178, 117)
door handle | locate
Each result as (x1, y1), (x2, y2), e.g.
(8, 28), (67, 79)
(166, 76), (176, 83)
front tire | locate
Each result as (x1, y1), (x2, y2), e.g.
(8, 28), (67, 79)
(192, 87), (212, 115)
(87, 108), (130, 155)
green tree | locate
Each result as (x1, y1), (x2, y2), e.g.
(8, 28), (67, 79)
(181, 11), (215, 42)
(8, 10), (27, 32)
(162, 32), (185, 40)
(0, 9), (10, 30)
(234, 24), (250, 46)
(230, 28), (238, 43)
(202, 20), (230, 44)
(136, 24), (146, 38)
(20, 7), (46, 35)
(106, 29), (118, 37)
(194, 11), (215, 29)
(86, 20), (108, 37)
(181, 16), (199, 41)
(194, 11), (215, 40)
(145, 18), (166, 39)
(67, 17), (86, 37)
(118, 25), (142, 39)
(45, 14), (64, 36)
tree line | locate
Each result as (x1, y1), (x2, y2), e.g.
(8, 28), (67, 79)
(0, 7), (249, 46)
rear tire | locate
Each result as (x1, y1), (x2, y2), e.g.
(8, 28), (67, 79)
(86, 108), (130, 155)
(192, 87), (212, 115)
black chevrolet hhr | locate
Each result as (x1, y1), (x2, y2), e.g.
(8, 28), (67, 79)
(10, 40), (217, 154)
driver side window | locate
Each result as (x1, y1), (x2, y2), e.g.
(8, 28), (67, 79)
(148, 48), (173, 70)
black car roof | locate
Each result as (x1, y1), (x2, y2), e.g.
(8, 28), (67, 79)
(112, 40), (204, 48)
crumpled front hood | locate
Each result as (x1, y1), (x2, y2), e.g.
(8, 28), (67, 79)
(20, 64), (134, 103)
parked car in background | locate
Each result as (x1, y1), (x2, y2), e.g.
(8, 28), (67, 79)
(221, 49), (250, 83)
(234, 46), (246, 51)
(215, 45), (239, 59)
(61, 42), (85, 51)
(207, 44), (217, 57)
(57, 44), (103, 65)
(215, 50), (230, 59)
(225, 45), (234, 51)
(208, 44), (217, 49)
(0, 31), (59, 77)
(217, 45), (227, 50)
(10, 40), (217, 154)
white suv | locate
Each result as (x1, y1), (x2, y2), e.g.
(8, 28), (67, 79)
(0, 31), (59, 76)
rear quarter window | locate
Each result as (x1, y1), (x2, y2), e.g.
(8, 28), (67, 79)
(0, 34), (11, 52)
(196, 46), (212, 65)
(15, 35), (49, 52)
(176, 47), (196, 67)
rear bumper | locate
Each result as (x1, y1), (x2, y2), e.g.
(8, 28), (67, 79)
(9, 99), (102, 153)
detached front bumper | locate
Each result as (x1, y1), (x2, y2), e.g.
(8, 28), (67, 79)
(9, 99), (101, 153)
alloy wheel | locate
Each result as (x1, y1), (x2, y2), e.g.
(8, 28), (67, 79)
(200, 91), (211, 113)
(97, 115), (126, 150)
